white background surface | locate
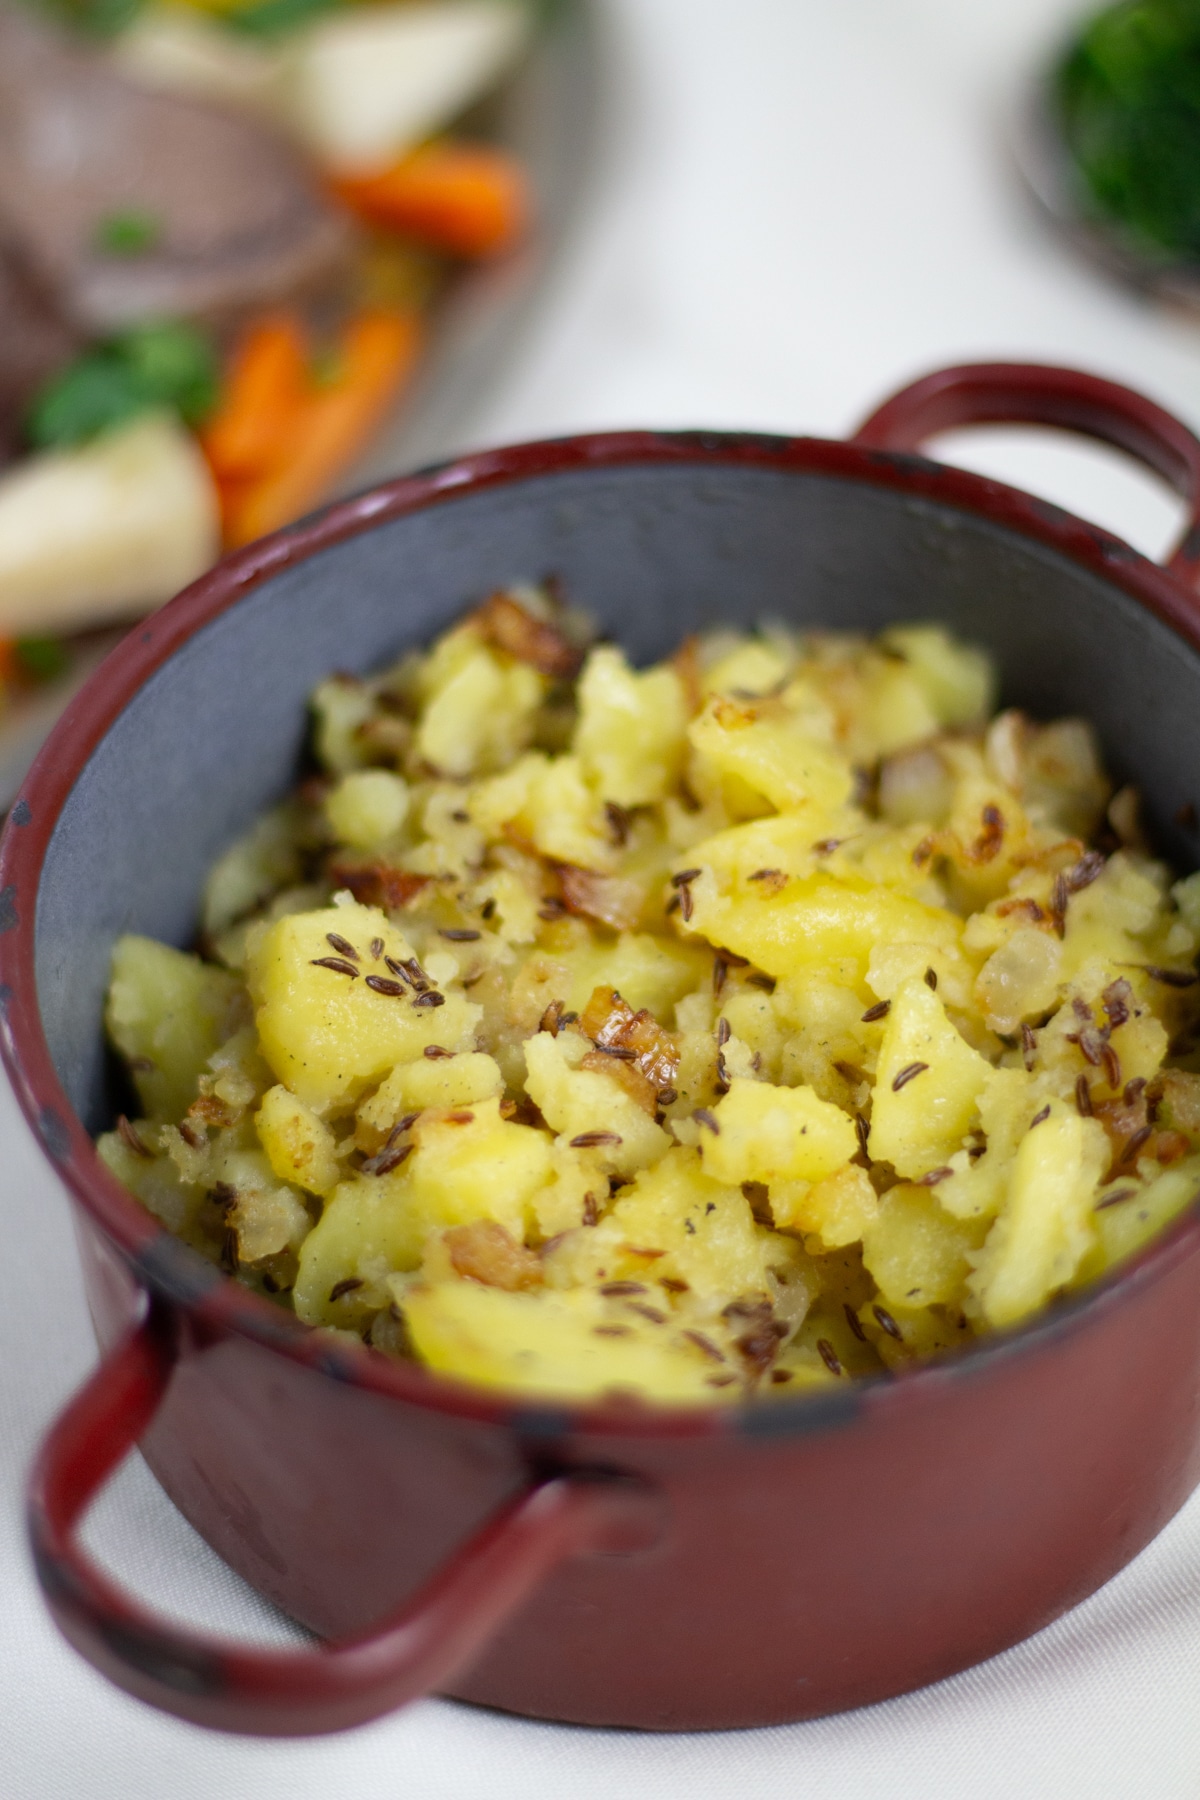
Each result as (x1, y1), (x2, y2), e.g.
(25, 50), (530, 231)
(7, 1), (1200, 1794)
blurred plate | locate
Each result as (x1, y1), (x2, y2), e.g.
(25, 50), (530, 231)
(0, 0), (606, 811)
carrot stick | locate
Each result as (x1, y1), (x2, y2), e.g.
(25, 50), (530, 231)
(223, 309), (422, 548)
(332, 142), (531, 260)
(201, 314), (310, 483)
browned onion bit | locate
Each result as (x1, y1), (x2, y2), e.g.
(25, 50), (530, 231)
(891, 1061), (928, 1092)
(326, 932), (360, 962)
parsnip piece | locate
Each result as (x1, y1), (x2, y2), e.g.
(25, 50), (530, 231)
(0, 413), (219, 635)
(279, 0), (528, 172)
(113, 9), (282, 111)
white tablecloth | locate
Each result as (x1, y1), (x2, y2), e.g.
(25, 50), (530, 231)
(7, 2), (1200, 1793)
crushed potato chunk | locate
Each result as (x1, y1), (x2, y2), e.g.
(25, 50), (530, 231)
(99, 585), (1200, 1404)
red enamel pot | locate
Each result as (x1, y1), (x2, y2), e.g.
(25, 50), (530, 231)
(10, 363), (1200, 1737)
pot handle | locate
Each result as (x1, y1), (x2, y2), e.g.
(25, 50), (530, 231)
(28, 1304), (659, 1736)
(853, 361), (1200, 590)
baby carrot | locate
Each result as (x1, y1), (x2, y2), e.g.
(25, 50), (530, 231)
(332, 141), (531, 260)
(201, 313), (310, 483)
(223, 309), (422, 548)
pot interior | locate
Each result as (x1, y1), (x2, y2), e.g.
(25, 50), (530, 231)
(31, 455), (1200, 1134)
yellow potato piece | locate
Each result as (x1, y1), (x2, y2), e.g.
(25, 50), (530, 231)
(256, 1083), (340, 1196)
(324, 769), (409, 850)
(246, 902), (480, 1111)
(862, 1183), (982, 1309)
(404, 1280), (724, 1403)
(970, 1105), (1108, 1328)
(523, 1029), (670, 1178)
(771, 1163), (878, 1248)
(687, 869), (963, 988)
(608, 1146), (776, 1303)
(688, 695), (853, 815)
(295, 1097), (554, 1324)
(359, 1052), (504, 1127)
(106, 935), (241, 1124)
(574, 645), (689, 807)
(869, 978), (991, 1179)
(702, 1077), (857, 1186)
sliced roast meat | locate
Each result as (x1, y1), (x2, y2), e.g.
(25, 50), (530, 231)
(0, 3), (354, 334)
(0, 241), (80, 464)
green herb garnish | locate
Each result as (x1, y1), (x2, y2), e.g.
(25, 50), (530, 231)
(15, 638), (71, 684)
(94, 210), (162, 257)
(27, 321), (219, 451)
(1057, 0), (1200, 260)
(222, 0), (334, 40)
(23, 0), (143, 39)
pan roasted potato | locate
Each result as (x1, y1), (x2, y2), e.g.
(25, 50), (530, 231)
(99, 586), (1200, 1403)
